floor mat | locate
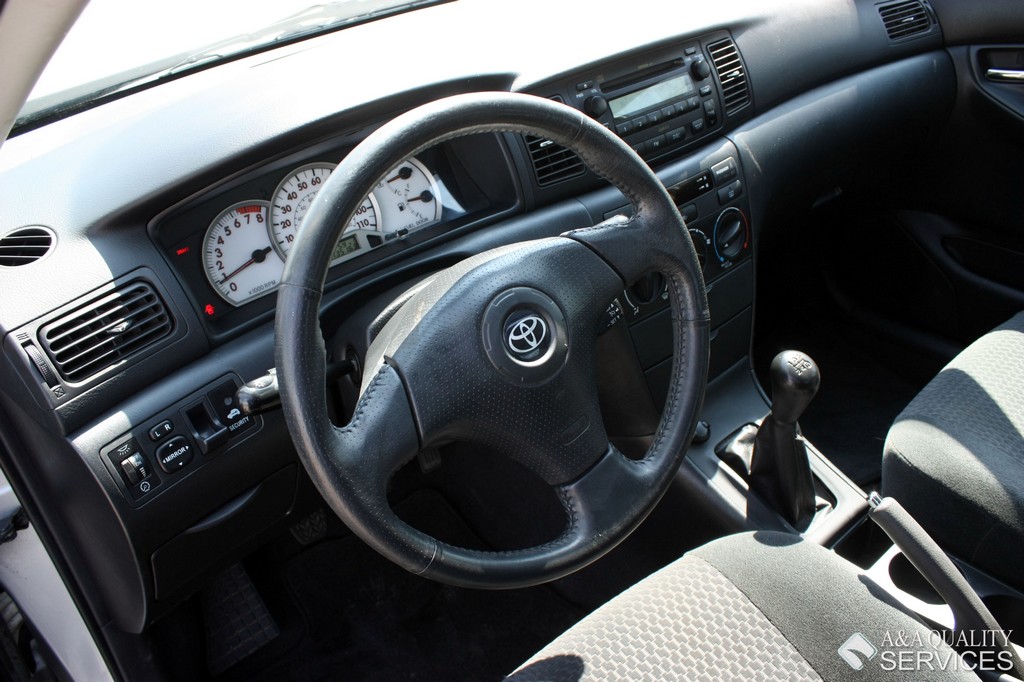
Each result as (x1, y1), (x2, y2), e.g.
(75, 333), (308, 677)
(220, 491), (583, 682)
(756, 315), (923, 488)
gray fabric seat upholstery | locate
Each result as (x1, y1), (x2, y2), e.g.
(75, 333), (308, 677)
(508, 532), (975, 681)
(883, 311), (1024, 589)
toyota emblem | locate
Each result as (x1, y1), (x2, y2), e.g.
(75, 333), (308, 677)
(505, 314), (548, 358)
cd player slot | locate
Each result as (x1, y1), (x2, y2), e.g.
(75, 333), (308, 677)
(601, 57), (686, 93)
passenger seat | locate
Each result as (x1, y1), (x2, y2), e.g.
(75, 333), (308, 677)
(882, 311), (1024, 589)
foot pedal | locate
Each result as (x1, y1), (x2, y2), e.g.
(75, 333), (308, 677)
(202, 563), (279, 676)
(289, 508), (327, 546)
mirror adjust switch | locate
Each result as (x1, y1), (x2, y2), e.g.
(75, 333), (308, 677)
(156, 436), (194, 473)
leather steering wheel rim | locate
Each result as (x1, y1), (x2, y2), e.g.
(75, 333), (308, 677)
(275, 92), (710, 588)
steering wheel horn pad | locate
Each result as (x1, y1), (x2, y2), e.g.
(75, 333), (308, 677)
(482, 286), (568, 384)
(275, 92), (710, 588)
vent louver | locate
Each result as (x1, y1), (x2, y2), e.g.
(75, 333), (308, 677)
(526, 135), (585, 186)
(708, 39), (750, 115)
(0, 226), (55, 267)
(40, 281), (173, 383)
(879, 1), (933, 41)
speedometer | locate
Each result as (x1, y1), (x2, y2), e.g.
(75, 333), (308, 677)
(202, 201), (283, 306)
(269, 162), (378, 261)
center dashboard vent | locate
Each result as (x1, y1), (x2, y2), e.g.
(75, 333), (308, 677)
(40, 280), (174, 383)
(879, 0), (933, 41)
(707, 39), (750, 115)
(524, 96), (585, 187)
(526, 135), (585, 187)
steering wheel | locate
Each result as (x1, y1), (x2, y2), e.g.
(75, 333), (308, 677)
(275, 92), (709, 588)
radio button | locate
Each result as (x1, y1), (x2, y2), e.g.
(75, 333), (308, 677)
(685, 46), (697, 56)
(661, 106), (676, 120)
(616, 121), (635, 136)
(692, 58), (712, 80)
(703, 100), (718, 126)
(633, 115), (649, 130)
(647, 110), (662, 126)
(686, 96), (700, 112)
(647, 134), (667, 153)
(584, 95), (608, 118)
(700, 85), (713, 97)
(576, 80), (594, 92)
(667, 127), (686, 144)
(691, 119), (706, 134)
(674, 101), (688, 116)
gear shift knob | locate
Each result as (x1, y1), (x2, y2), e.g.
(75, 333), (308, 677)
(769, 350), (820, 425)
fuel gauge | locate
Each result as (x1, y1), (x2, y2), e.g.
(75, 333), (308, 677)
(373, 156), (442, 234)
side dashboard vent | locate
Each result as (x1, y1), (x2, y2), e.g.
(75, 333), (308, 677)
(40, 281), (174, 383)
(708, 39), (750, 115)
(0, 226), (55, 267)
(879, 0), (933, 41)
(525, 134), (585, 187)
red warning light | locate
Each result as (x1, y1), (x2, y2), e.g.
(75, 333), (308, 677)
(176, 246), (190, 256)
(204, 304), (216, 316)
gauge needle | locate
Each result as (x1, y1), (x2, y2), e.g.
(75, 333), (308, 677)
(407, 190), (434, 203)
(220, 247), (272, 284)
(387, 167), (413, 182)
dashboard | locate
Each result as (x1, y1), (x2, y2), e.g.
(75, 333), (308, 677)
(0, 0), (1015, 660)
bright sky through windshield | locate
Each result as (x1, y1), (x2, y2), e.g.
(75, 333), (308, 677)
(30, 0), (319, 101)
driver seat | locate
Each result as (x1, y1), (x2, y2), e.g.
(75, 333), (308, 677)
(508, 531), (977, 681)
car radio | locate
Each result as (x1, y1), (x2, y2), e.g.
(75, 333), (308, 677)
(546, 42), (724, 159)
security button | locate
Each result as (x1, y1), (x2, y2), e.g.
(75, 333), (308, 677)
(156, 436), (193, 473)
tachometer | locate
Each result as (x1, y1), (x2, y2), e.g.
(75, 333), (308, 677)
(202, 201), (283, 306)
(373, 157), (442, 234)
(269, 162), (378, 261)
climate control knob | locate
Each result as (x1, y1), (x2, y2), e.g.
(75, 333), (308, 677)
(713, 208), (749, 262)
(688, 228), (709, 271)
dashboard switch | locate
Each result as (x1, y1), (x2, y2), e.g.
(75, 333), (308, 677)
(119, 453), (149, 485)
(208, 381), (255, 438)
(711, 157), (738, 184)
(717, 179), (743, 205)
(156, 436), (193, 473)
(148, 420), (174, 442)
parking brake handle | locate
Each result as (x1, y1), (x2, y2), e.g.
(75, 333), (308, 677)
(868, 493), (1024, 680)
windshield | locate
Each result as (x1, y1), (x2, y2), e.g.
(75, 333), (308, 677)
(18, 0), (442, 131)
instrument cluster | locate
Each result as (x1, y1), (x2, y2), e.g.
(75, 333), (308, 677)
(202, 155), (445, 306)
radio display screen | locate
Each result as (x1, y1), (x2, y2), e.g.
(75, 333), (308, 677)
(609, 74), (696, 120)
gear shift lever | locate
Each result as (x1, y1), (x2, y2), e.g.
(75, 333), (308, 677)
(749, 351), (820, 525)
